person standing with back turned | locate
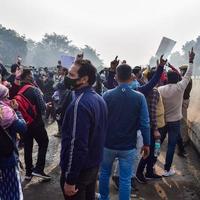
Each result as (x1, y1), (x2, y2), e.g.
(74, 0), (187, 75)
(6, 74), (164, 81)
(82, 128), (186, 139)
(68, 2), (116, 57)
(158, 48), (195, 176)
(99, 64), (150, 200)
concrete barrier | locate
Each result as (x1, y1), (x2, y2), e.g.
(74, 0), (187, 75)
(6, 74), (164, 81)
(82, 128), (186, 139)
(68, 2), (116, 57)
(188, 78), (200, 154)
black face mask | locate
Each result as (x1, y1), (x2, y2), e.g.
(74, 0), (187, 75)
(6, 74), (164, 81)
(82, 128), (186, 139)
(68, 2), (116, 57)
(64, 76), (81, 90)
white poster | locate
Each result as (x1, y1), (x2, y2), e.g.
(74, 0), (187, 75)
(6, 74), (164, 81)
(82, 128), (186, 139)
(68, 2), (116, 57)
(60, 55), (75, 69)
(155, 37), (176, 58)
(149, 37), (176, 67)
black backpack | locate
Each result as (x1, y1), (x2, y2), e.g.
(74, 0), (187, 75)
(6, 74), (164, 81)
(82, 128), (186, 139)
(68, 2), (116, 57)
(0, 126), (14, 158)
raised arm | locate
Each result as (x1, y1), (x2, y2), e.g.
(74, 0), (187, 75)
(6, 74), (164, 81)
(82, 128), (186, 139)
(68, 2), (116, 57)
(138, 55), (167, 95)
(168, 63), (181, 76)
(177, 48), (195, 91)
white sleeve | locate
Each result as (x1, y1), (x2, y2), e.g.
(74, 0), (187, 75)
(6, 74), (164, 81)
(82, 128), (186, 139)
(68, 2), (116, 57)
(177, 63), (193, 91)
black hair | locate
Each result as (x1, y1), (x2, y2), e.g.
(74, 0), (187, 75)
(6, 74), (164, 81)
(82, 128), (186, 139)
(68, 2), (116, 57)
(63, 68), (68, 74)
(167, 70), (182, 84)
(11, 64), (19, 73)
(21, 68), (32, 81)
(132, 66), (141, 75)
(75, 59), (97, 85)
(49, 72), (54, 78)
(116, 64), (132, 81)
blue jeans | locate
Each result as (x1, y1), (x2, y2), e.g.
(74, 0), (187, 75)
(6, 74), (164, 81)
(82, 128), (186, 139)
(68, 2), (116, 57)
(160, 121), (180, 171)
(113, 131), (143, 178)
(99, 148), (137, 200)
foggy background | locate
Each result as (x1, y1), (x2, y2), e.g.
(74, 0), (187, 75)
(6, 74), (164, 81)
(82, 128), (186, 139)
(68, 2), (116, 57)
(1, 0), (200, 68)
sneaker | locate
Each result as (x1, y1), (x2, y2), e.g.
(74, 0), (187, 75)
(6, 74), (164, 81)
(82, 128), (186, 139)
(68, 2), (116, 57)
(131, 193), (138, 198)
(135, 173), (147, 184)
(112, 176), (119, 190)
(145, 173), (162, 180)
(95, 193), (100, 200)
(162, 169), (176, 177)
(25, 173), (32, 181)
(32, 170), (51, 180)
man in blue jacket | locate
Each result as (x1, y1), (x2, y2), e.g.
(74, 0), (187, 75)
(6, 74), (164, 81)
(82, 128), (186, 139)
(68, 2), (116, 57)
(60, 59), (108, 200)
(99, 64), (150, 200)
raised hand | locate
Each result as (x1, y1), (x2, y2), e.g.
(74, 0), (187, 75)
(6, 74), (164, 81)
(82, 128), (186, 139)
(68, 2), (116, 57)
(76, 53), (84, 61)
(110, 56), (119, 70)
(121, 60), (127, 64)
(158, 55), (167, 67)
(189, 47), (195, 63)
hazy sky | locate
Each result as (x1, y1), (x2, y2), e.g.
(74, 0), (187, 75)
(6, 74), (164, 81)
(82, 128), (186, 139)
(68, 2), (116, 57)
(1, 0), (200, 66)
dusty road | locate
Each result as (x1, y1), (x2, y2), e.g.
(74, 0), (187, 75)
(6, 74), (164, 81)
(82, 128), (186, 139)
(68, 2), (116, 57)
(21, 123), (200, 200)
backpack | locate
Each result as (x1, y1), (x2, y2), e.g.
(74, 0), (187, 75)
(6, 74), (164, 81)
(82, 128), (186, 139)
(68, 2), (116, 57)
(15, 85), (37, 125)
(0, 126), (14, 158)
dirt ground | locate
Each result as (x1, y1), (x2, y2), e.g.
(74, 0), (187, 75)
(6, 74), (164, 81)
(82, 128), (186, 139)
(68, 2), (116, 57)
(21, 123), (200, 200)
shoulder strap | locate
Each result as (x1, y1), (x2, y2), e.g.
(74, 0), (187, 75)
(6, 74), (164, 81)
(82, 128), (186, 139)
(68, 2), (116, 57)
(18, 85), (33, 95)
(5, 127), (19, 157)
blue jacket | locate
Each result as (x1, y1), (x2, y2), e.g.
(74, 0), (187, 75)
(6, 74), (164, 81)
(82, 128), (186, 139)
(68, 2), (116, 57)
(60, 86), (108, 185)
(137, 66), (164, 96)
(103, 84), (150, 150)
(0, 111), (27, 169)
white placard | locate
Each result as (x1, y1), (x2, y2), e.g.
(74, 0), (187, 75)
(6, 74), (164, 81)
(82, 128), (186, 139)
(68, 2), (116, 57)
(149, 37), (176, 67)
(156, 37), (176, 58)
(60, 55), (75, 69)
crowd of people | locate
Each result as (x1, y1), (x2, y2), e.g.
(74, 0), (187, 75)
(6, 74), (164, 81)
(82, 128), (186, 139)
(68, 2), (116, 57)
(0, 48), (195, 200)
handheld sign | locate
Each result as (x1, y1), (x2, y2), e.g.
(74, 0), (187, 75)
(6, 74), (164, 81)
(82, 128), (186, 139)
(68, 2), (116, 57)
(156, 37), (176, 58)
(149, 37), (176, 67)
(60, 55), (75, 69)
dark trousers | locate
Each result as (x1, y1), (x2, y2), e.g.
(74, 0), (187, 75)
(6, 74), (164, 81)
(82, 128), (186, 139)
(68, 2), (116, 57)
(177, 133), (185, 152)
(160, 121), (180, 171)
(60, 167), (99, 200)
(137, 129), (156, 175)
(24, 124), (49, 174)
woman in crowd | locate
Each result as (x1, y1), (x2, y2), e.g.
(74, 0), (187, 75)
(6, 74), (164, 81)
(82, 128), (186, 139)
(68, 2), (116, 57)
(0, 83), (27, 200)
